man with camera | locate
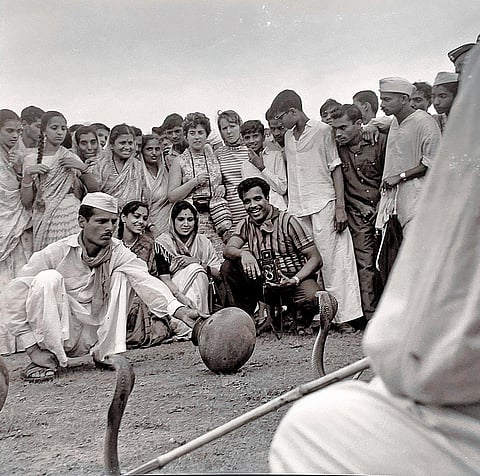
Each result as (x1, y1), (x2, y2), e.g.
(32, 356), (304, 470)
(221, 177), (324, 333)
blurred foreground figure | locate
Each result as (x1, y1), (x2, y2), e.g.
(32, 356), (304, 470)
(269, 45), (480, 475)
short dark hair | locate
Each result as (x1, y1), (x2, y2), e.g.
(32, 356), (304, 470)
(183, 112), (211, 137)
(78, 204), (96, 220)
(320, 99), (341, 116)
(269, 90), (303, 117)
(330, 104), (363, 123)
(352, 90), (379, 114)
(162, 113), (183, 130)
(412, 82), (432, 100)
(237, 176), (270, 201)
(240, 120), (264, 137)
(21, 106), (44, 124)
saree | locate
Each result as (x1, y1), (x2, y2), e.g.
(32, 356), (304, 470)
(0, 143), (33, 354)
(141, 158), (171, 237)
(125, 234), (172, 348)
(156, 225), (222, 314)
(23, 146), (83, 251)
(95, 146), (148, 211)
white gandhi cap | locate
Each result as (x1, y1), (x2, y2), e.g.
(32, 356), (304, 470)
(81, 192), (118, 214)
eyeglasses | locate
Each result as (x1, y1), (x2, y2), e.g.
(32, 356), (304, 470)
(274, 110), (290, 121)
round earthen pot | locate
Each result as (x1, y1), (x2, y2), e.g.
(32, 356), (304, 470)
(192, 307), (256, 374)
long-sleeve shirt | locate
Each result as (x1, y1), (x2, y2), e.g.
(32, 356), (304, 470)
(5, 234), (183, 348)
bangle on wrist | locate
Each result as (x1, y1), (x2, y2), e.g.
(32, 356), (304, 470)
(21, 179), (33, 188)
(292, 276), (300, 286)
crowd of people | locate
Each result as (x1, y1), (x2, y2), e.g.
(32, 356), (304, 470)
(0, 37), (475, 387)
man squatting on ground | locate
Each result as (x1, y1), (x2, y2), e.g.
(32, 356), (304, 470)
(221, 176), (326, 333)
(269, 44), (480, 475)
(4, 192), (205, 381)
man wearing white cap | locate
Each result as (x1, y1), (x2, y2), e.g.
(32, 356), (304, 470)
(375, 77), (441, 241)
(5, 192), (206, 382)
(432, 72), (459, 133)
(269, 44), (480, 475)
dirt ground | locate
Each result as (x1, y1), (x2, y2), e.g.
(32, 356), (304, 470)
(0, 328), (369, 475)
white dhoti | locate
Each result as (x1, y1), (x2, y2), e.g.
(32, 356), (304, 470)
(22, 269), (129, 366)
(269, 377), (480, 475)
(299, 201), (363, 323)
(0, 231), (33, 355)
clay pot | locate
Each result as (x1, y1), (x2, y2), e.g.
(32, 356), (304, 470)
(192, 307), (256, 374)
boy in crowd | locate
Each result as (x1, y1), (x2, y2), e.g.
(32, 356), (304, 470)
(268, 89), (363, 332)
(320, 98), (341, 126)
(410, 81), (432, 111)
(240, 119), (288, 211)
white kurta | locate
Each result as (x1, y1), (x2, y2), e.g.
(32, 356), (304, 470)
(375, 109), (441, 231)
(284, 120), (362, 323)
(269, 45), (480, 475)
(5, 234), (183, 365)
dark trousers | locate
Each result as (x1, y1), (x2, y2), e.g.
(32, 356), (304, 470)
(220, 259), (321, 327)
(347, 207), (384, 320)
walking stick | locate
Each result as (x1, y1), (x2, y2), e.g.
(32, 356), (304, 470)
(122, 357), (370, 475)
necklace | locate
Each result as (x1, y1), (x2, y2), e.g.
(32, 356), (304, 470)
(123, 237), (138, 249)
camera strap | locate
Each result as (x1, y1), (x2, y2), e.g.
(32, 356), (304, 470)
(189, 149), (212, 199)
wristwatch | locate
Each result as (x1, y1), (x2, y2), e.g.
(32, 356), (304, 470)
(292, 276), (301, 286)
(399, 172), (407, 181)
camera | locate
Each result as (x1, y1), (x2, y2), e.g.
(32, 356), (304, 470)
(259, 249), (279, 284)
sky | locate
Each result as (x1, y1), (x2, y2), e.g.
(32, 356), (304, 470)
(1, 0), (479, 134)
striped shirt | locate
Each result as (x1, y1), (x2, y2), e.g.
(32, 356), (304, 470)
(233, 207), (315, 277)
(215, 144), (250, 227)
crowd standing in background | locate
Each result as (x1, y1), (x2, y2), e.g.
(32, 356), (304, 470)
(0, 37), (476, 385)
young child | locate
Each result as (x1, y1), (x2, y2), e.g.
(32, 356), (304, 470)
(240, 119), (287, 211)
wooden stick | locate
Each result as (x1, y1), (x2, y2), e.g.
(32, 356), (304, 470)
(124, 357), (370, 475)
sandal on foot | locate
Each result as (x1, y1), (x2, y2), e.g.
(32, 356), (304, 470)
(21, 362), (57, 383)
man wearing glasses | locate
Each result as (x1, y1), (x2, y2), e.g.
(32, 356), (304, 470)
(268, 90), (363, 332)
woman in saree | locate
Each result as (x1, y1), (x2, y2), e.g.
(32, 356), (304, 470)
(72, 125), (103, 165)
(167, 112), (228, 256)
(21, 111), (100, 251)
(119, 201), (193, 347)
(140, 134), (171, 237)
(95, 123), (148, 212)
(0, 109), (33, 355)
(156, 200), (222, 314)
